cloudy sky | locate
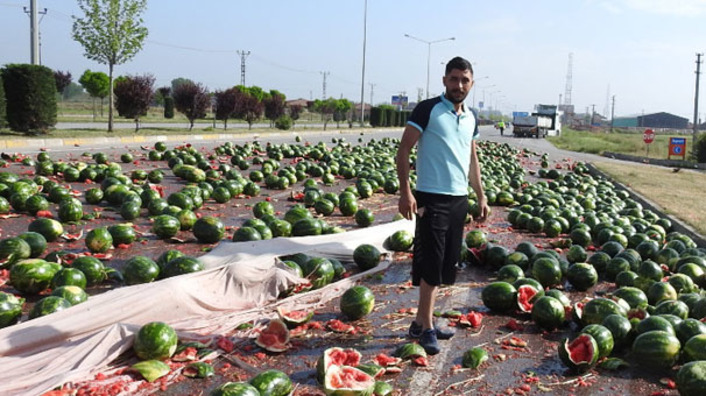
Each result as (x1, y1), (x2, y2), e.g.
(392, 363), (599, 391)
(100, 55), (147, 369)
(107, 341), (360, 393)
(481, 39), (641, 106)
(1, 0), (705, 120)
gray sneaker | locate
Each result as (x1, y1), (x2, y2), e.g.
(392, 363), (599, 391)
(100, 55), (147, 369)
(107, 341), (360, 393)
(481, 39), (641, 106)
(419, 328), (440, 355)
(408, 321), (455, 340)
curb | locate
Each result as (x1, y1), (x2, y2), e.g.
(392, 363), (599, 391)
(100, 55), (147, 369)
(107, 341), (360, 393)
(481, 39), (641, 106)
(585, 163), (706, 248)
(0, 127), (396, 151)
(602, 151), (706, 171)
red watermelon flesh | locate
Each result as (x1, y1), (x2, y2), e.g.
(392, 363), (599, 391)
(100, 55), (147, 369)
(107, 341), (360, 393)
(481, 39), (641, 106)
(569, 335), (595, 363)
(517, 285), (539, 312)
(254, 319), (290, 352)
(326, 366), (375, 391)
(328, 348), (361, 367)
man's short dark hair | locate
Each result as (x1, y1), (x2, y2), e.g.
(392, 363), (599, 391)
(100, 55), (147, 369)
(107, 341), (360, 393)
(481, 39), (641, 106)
(445, 56), (473, 76)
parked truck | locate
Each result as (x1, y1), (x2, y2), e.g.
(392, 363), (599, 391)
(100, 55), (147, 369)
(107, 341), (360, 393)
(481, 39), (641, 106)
(512, 104), (562, 138)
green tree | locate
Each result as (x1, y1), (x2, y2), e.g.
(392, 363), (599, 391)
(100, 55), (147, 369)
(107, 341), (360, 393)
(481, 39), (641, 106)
(333, 98), (353, 128)
(171, 77), (193, 94)
(78, 69), (110, 119)
(63, 82), (85, 100)
(113, 74), (154, 131)
(313, 98), (337, 130)
(72, 0), (148, 132)
(289, 104), (303, 128)
(0, 75), (6, 128)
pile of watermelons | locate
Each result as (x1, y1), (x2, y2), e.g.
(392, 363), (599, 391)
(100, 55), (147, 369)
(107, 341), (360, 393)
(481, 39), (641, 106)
(476, 158), (706, 395)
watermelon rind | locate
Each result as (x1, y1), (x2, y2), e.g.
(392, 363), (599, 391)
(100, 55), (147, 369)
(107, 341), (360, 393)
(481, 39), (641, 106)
(323, 365), (375, 396)
(316, 347), (363, 384)
(254, 319), (290, 353)
(131, 360), (171, 383)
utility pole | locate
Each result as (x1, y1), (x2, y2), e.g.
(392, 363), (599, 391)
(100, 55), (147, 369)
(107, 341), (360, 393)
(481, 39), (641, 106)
(693, 53), (703, 149)
(610, 95), (616, 132)
(369, 83), (376, 107)
(236, 50), (250, 86)
(320, 71), (330, 99)
(417, 88), (424, 104)
(591, 104), (596, 126)
(359, 0), (368, 127)
(24, 0), (47, 65)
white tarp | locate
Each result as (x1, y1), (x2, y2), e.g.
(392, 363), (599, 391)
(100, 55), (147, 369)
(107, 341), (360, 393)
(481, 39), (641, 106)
(0, 220), (414, 395)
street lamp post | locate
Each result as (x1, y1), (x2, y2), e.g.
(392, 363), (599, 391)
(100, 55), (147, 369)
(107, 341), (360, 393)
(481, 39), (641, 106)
(471, 76), (489, 110)
(404, 34), (455, 99)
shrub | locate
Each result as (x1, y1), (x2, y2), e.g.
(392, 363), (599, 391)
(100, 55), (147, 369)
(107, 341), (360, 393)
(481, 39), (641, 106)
(54, 70), (72, 98)
(0, 75), (6, 128)
(694, 133), (706, 163)
(1, 64), (57, 133)
(275, 114), (293, 130)
(163, 96), (174, 119)
(370, 106), (385, 127)
(113, 74), (155, 131)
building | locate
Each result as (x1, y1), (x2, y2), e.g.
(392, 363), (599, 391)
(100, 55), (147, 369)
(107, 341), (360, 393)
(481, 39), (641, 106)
(637, 112), (689, 129)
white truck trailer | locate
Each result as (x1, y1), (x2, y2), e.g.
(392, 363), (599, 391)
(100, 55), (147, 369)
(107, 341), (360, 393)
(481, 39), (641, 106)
(512, 105), (562, 138)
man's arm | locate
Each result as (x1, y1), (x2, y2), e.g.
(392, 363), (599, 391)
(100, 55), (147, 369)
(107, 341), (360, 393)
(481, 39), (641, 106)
(469, 140), (489, 222)
(396, 125), (421, 220)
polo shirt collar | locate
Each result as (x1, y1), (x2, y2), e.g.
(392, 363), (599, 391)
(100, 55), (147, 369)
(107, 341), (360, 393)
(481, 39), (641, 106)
(440, 93), (468, 115)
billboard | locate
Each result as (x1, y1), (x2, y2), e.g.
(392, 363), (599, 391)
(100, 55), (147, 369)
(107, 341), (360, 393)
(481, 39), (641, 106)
(391, 95), (409, 107)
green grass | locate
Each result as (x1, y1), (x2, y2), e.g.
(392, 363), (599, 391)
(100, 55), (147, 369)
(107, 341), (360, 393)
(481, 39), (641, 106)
(547, 128), (691, 159)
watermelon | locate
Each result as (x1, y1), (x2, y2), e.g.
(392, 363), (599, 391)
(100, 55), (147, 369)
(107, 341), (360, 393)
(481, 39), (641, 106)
(51, 268), (87, 289)
(323, 365), (375, 396)
(394, 343), (427, 359)
(192, 216), (226, 244)
(210, 382), (260, 396)
(152, 215), (181, 239)
(384, 230), (414, 252)
(683, 334), (706, 361)
(71, 256), (106, 286)
(353, 244), (381, 271)
(481, 282), (517, 312)
(51, 285), (88, 305)
(531, 296), (566, 331)
(558, 334), (599, 373)
(0, 291), (24, 328)
(675, 318), (706, 345)
(162, 256), (204, 278)
(340, 285), (375, 320)
(631, 330), (681, 369)
(277, 307), (314, 329)
(255, 319), (290, 353)
(269, 219), (292, 238)
(10, 259), (60, 294)
(611, 287), (648, 309)
(602, 314), (633, 350)
(316, 347), (363, 384)
(232, 226), (262, 242)
(465, 230), (487, 249)
(57, 198), (83, 223)
(580, 324), (614, 359)
(29, 296), (72, 319)
(579, 297), (628, 326)
(462, 347), (489, 369)
(646, 281), (678, 306)
(530, 257), (562, 288)
(677, 360), (706, 396)
(133, 321), (178, 360)
(497, 264), (524, 284)
(292, 218), (322, 237)
(516, 284), (542, 313)
(339, 198), (358, 216)
(354, 208), (375, 227)
(0, 237), (32, 265)
(108, 224), (137, 246)
(18, 231), (47, 258)
(120, 201), (141, 220)
(566, 263), (598, 291)
(85, 227), (113, 253)
(123, 256), (160, 285)
(301, 257), (334, 289)
(249, 369), (293, 396)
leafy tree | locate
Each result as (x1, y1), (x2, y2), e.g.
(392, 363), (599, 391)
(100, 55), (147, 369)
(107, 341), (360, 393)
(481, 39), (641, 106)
(53, 70), (72, 99)
(79, 69), (110, 119)
(233, 86), (264, 130)
(171, 77), (193, 94)
(72, 0), (148, 132)
(1, 64), (57, 133)
(0, 75), (6, 128)
(313, 98), (337, 130)
(153, 86), (170, 106)
(289, 104), (303, 123)
(172, 81), (210, 130)
(264, 89), (286, 127)
(333, 98), (353, 128)
(214, 88), (238, 130)
(113, 74), (154, 131)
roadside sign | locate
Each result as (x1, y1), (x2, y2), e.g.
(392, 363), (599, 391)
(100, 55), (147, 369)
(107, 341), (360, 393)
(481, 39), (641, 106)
(668, 137), (687, 160)
(643, 129), (655, 144)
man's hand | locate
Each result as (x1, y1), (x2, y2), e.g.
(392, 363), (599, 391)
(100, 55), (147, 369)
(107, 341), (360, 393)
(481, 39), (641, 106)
(475, 195), (490, 223)
(398, 191), (417, 220)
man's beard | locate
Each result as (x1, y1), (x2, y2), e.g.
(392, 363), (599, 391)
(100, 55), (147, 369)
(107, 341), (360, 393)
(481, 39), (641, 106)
(446, 89), (468, 104)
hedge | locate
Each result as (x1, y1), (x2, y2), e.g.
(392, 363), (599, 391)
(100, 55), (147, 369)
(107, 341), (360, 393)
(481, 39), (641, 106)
(1, 64), (57, 133)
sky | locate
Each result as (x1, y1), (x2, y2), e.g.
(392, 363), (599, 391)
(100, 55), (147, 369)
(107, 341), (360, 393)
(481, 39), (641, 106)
(1, 0), (705, 120)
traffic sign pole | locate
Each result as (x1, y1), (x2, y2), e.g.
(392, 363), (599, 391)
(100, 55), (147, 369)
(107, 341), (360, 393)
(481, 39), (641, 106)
(643, 129), (655, 158)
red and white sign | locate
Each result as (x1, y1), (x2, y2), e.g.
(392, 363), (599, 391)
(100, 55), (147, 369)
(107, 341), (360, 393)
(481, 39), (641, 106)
(643, 129), (655, 144)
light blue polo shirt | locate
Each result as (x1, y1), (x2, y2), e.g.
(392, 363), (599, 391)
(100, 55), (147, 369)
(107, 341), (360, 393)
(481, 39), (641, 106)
(407, 93), (479, 196)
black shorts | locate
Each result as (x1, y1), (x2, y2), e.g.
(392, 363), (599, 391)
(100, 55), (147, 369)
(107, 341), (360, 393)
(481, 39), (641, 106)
(412, 191), (468, 287)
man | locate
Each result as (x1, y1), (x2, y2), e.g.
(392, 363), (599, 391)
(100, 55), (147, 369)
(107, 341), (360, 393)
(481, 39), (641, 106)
(498, 120), (505, 136)
(396, 56), (490, 355)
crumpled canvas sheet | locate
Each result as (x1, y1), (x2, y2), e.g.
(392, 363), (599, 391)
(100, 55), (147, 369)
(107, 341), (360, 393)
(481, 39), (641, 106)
(0, 219), (414, 395)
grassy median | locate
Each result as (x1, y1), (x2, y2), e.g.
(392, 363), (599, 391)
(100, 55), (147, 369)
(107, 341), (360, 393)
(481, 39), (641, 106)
(594, 161), (706, 235)
(547, 128), (693, 159)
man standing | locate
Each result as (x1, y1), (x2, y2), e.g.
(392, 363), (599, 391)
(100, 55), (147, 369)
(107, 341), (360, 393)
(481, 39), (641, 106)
(396, 56), (489, 355)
